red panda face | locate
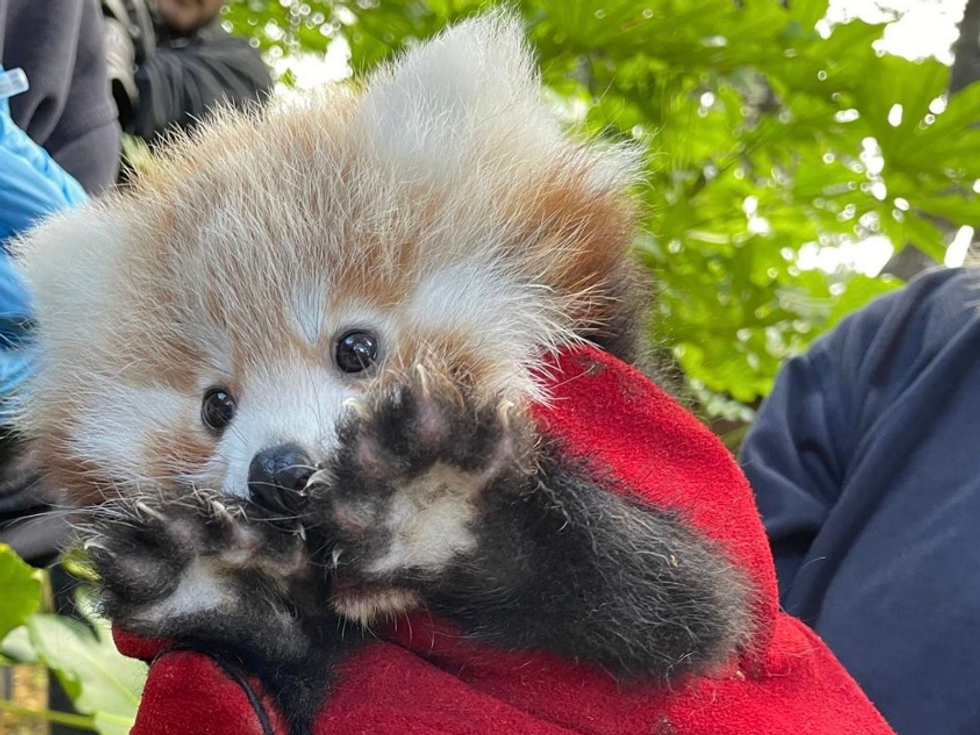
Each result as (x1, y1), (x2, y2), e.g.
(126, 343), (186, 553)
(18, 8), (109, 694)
(12, 14), (642, 510)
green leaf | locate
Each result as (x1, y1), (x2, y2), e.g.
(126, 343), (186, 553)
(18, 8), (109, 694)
(27, 611), (146, 735)
(788, 0), (829, 28)
(94, 710), (141, 735)
(0, 543), (42, 643)
(1, 625), (38, 663)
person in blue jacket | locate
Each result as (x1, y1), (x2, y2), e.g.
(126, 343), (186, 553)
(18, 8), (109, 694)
(740, 265), (980, 735)
(0, 74), (84, 407)
(0, 68), (91, 563)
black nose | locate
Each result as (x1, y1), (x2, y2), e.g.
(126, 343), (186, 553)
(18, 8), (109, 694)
(247, 444), (315, 513)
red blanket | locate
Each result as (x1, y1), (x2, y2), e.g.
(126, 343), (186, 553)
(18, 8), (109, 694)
(115, 345), (894, 735)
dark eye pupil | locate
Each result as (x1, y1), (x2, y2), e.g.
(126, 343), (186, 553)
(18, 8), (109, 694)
(336, 331), (378, 373)
(202, 388), (235, 432)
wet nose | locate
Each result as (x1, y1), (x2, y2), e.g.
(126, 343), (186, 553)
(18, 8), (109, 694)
(247, 444), (315, 513)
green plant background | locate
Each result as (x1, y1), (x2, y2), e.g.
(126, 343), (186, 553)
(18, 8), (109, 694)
(3, 0), (977, 731)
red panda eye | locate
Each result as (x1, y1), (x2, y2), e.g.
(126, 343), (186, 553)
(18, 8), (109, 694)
(335, 331), (379, 374)
(202, 388), (236, 433)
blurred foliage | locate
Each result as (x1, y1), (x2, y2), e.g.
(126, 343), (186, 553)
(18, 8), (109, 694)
(224, 0), (980, 419)
(25, 607), (145, 735)
(1, 547), (145, 734)
(0, 544), (41, 644)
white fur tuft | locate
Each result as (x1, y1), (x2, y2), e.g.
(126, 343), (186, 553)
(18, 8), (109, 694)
(354, 12), (558, 186)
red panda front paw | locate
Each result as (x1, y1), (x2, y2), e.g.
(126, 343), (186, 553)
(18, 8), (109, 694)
(310, 365), (536, 623)
(83, 491), (354, 735)
(81, 489), (311, 640)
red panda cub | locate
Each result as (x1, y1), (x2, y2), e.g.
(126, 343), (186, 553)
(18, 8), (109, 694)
(12, 13), (751, 735)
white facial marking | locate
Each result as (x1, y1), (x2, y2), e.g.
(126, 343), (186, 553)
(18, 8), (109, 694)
(405, 261), (565, 402)
(218, 363), (351, 498)
(408, 261), (513, 336)
(72, 383), (189, 485)
(290, 284), (327, 345)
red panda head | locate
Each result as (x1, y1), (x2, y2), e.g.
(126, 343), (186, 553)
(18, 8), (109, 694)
(12, 11), (643, 506)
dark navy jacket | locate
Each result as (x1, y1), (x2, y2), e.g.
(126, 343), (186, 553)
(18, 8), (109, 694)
(741, 266), (980, 735)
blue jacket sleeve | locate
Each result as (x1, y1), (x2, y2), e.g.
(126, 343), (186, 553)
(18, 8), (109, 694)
(0, 110), (87, 239)
(738, 293), (891, 598)
(0, 80), (87, 410)
(739, 349), (850, 594)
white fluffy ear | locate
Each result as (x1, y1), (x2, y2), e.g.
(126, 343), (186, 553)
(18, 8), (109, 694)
(353, 11), (561, 180)
(9, 204), (130, 354)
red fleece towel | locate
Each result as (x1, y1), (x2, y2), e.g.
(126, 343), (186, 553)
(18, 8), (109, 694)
(115, 345), (895, 735)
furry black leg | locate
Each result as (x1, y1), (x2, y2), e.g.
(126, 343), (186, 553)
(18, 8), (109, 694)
(79, 490), (354, 735)
(310, 367), (753, 682)
(425, 450), (755, 681)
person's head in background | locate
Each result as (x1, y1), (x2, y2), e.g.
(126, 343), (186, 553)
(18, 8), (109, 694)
(154, 0), (227, 35)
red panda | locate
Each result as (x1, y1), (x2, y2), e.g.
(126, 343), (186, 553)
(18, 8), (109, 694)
(11, 12), (751, 735)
